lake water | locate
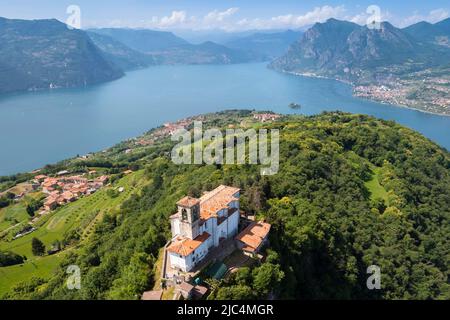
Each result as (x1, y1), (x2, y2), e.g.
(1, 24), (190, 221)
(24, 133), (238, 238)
(0, 62), (449, 176)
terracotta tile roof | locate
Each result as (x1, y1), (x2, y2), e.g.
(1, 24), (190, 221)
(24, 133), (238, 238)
(97, 175), (108, 181)
(42, 178), (58, 187)
(167, 232), (210, 257)
(236, 221), (271, 253)
(192, 285), (208, 298)
(141, 290), (162, 300)
(62, 191), (75, 200)
(179, 281), (194, 293)
(199, 185), (240, 220)
(177, 196), (200, 207)
(44, 198), (57, 205)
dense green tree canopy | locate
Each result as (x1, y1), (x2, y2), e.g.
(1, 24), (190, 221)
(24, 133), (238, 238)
(2, 111), (449, 300)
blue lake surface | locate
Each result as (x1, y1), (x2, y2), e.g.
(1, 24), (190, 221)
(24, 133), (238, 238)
(0, 62), (449, 176)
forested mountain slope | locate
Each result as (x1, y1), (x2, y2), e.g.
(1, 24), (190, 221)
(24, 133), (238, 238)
(0, 17), (123, 94)
(1, 111), (448, 300)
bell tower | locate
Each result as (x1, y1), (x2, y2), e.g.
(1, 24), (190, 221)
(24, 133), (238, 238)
(177, 196), (200, 239)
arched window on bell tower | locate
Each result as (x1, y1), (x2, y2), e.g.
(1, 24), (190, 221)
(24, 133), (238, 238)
(176, 196), (201, 239)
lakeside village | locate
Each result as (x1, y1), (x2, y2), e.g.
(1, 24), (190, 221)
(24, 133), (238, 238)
(353, 74), (450, 116)
(11, 172), (112, 240)
(4, 111), (281, 242)
(142, 185), (271, 300)
(133, 112), (281, 147)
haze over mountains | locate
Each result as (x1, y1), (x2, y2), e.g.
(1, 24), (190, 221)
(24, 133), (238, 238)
(225, 30), (303, 60)
(1, 14), (450, 108)
(88, 28), (190, 53)
(88, 28), (259, 65)
(0, 17), (291, 94)
(86, 31), (156, 71)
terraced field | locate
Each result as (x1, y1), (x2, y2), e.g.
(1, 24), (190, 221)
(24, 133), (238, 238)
(0, 192), (43, 233)
(0, 170), (147, 296)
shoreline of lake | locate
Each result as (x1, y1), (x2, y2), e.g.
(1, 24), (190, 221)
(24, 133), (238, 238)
(278, 69), (450, 118)
(0, 63), (449, 176)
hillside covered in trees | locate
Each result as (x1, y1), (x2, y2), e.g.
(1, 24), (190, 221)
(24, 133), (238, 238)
(1, 111), (449, 300)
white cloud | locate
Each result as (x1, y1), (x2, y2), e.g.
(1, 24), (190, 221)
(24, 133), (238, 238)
(348, 9), (392, 26)
(204, 7), (239, 24)
(132, 8), (240, 30)
(236, 5), (346, 30)
(112, 5), (347, 31)
(84, 5), (450, 32)
(157, 11), (188, 28)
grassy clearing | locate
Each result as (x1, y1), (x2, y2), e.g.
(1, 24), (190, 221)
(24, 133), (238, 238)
(365, 166), (389, 202)
(345, 151), (389, 203)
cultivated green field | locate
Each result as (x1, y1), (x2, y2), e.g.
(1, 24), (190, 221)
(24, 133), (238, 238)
(0, 253), (64, 295)
(0, 170), (147, 296)
(0, 192), (43, 233)
(0, 203), (29, 233)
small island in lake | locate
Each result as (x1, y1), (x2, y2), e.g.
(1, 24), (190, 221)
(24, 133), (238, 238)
(289, 102), (302, 109)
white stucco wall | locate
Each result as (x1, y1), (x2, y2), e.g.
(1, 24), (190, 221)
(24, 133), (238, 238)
(169, 252), (190, 272)
(169, 235), (211, 272)
(227, 210), (239, 237)
(171, 218), (181, 237)
(217, 219), (228, 242)
(190, 239), (209, 268)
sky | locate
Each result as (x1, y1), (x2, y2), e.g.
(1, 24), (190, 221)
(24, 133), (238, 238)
(0, 0), (449, 31)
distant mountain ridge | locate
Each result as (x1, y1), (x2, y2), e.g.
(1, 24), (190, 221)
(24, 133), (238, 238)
(88, 28), (189, 53)
(150, 40), (257, 64)
(270, 18), (450, 82)
(225, 30), (303, 60)
(0, 17), (123, 94)
(404, 18), (450, 47)
(0, 18), (261, 95)
(89, 28), (258, 64)
(86, 31), (156, 70)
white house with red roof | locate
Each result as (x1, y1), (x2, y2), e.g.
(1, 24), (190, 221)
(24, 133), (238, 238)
(235, 221), (271, 256)
(167, 185), (241, 272)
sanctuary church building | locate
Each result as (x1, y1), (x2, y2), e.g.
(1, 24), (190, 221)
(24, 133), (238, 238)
(167, 185), (240, 272)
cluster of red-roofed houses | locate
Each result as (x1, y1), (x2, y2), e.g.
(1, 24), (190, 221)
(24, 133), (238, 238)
(34, 174), (109, 212)
(252, 113), (281, 122)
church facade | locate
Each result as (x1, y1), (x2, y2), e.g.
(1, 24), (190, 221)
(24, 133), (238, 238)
(167, 185), (241, 272)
